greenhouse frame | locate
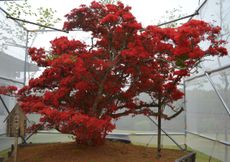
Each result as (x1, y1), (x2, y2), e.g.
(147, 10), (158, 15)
(0, 0), (229, 161)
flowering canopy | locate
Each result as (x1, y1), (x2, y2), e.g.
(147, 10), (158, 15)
(0, 1), (227, 145)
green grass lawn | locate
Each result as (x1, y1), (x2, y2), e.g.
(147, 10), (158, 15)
(0, 148), (9, 159)
(187, 147), (221, 162)
(131, 141), (221, 162)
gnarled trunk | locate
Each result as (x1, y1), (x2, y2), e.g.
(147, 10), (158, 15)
(157, 105), (162, 158)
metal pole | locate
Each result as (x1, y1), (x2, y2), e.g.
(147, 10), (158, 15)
(23, 31), (29, 85)
(157, 106), (162, 158)
(205, 72), (230, 117)
(0, 95), (10, 114)
(188, 0), (208, 21)
(0, 7), (28, 31)
(6, 16), (68, 33)
(185, 64), (230, 82)
(186, 130), (230, 146)
(147, 116), (185, 151)
(14, 108), (19, 162)
(205, 71), (230, 162)
(25, 123), (45, 141)
(183, 80), (187, 150)
(0, 76), (24, 85)
(158, 13), (199, 27)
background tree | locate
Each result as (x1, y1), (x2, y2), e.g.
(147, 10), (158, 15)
(0, 0), (61, 52)
(157, 6), (186, 28)
(4, 0), (61, 28)
(99, 0), (117, 4)
(0, 1), (227, 157)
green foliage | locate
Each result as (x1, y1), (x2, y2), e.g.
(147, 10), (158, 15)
(132, 142), (221, 162)
(186, 147), (221, 162)
(158, 7), (186, 28)
(36, 7), (61, 27)
(4, 0), (61, 28)
(0, 148), (10, 159)
(99, 0), (117, 4)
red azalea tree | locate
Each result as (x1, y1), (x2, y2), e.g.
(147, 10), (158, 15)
(0, 1), (227, 157)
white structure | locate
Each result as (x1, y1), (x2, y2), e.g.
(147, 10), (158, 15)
(0, 0), (229, 161)
(185, 0), (230, 161)
(0, 8), (38, 135)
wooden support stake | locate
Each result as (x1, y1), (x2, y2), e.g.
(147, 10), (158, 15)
(14, 109), (19, 162)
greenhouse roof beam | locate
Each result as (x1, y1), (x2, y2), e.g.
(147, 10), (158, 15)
(0, 95), (10, 114)
(6, 15), (68, 33)
(185, 64), (230, 82)
(0, 76), (24, 85)
(186, 130), (230, 146)
(147, 116), (185, 151)
(157, 0), (208, 27)
(0, 7), (27, 31)
(205, 72), (230, 117)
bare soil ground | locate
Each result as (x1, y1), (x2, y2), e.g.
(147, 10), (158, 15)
(6, 141), (188, 162)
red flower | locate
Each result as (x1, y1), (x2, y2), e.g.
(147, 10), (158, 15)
(11, 2), (227, 146)
(173, 69), (188, 76)
(122, 13), (135, 21)
(0, 86), (17, 96)
(100, 14), (119, 24)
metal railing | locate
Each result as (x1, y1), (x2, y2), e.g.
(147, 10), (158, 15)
(175, 152), (196, 162)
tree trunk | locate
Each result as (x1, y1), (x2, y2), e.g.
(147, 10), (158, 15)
(157, 105), (162, 158)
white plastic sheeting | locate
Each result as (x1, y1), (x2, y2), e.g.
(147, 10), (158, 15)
(185, 0), (230, 161)
(0, 8), (38, 136)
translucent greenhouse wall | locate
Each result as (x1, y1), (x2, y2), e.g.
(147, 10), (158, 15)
(0, 8), (27, 135)
(1, 1), (230, 161)
(185, 0), (230, 161)
(0, 2), (190, 151)
(114, 98), (185, 147)
(0, 8), (39, 151)
(23, 22), (187, 149)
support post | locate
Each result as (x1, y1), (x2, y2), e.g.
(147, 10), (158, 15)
(205, 72), (230, 116)
(25, 123), (45, 142)
(157, 106), (162, 158)
(205, 72), (230, 162)
(183, 80), (187, 150)
(23, 31), (29, 85)
(148, 116), (185, 151)
(0, 95), (10, 114)
(14, 109), (19, 162)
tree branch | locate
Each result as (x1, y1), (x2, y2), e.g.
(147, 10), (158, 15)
(164, 107), (184, 120)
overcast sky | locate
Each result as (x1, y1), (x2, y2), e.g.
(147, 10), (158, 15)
(0, 0), (202, 50)
(3, 0), (200, 28)
(0, 0), (201, 47)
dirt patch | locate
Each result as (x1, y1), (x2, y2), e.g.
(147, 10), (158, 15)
(6, 141), (188, 162)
